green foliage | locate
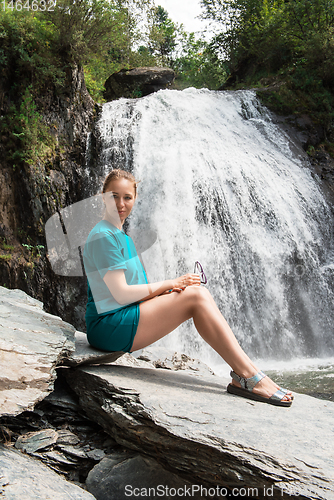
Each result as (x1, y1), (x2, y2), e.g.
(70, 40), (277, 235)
(1, 0), (161, 123)
(0, 0), (158, 101)
(0, 255), (12, 261)
(0, 8), (64, 96)
(22, 243), (45, 257)
(0, 0), (231, 113)
(0, 237), (14, 262)
(201, 0), (290, 75)
(259, 71), (334, 125)
(0, 86), (56, 166)
(81, 1), (227, 100)
(83, 12), (158, 103)
(40, 0), (159, 102)
(131, 88), (143, 98)
(200, 0), (334, 85)
(173, 32), (227, 89)
(0, 238), (14, 252)
(201, 0), (334, 144)
(148, 5), (178, 65)
(41, 0), (130, 66)
(0, 8), (62, 166)
(83, 65), (107, 103)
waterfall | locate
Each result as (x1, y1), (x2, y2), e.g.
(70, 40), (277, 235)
(96, 88), (334, 370)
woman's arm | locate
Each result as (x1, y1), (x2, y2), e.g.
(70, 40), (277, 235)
(103, 270), (200, 306)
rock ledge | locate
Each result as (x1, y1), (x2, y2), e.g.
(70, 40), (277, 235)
(104, 67), (175, 100)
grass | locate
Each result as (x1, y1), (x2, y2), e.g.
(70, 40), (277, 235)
(0, 254), (12, 261)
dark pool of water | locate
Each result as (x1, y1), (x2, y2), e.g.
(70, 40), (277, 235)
(266, 363), (334, 402)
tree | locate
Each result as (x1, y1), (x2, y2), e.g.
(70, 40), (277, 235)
(200, 0), (288, 75)
(41, 0), (127, 66)
(40, 0), (157, 100)
(0, 8), (64, 96)
(200, 0), (334, 85)
(173, 31), (227, 89)
(148, 5), (178, 65)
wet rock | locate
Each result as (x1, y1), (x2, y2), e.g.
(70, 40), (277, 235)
(0, 287), (75, 417)
(104, 67), (175, 101)
(64, 363), (334, 500)
(86, 451), (206, 500)
(0, 444), (96, 499)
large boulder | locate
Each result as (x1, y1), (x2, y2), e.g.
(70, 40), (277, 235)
(0, 445), (95, 499)
(86, 451), (205, 500)
(63, 362), (334, 500)
(63, 331), (124, 367)
(2, 285), (334, 500)
(103, 67), (175, 101)
(0, 287), (75, 417)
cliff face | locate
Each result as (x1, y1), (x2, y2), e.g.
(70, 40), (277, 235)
(0, 65), (101, 330)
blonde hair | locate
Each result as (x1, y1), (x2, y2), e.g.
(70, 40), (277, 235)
(102, 169), (138, 197)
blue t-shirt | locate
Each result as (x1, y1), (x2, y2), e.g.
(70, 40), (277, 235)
(83, 220), (148, 316)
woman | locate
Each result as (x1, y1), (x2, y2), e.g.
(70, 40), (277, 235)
(83, 169), (293, 407)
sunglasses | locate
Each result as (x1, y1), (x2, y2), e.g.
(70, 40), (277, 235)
(194, 261), (207, 284)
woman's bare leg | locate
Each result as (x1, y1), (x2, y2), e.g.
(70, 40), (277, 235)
(131, 286), (292, 402)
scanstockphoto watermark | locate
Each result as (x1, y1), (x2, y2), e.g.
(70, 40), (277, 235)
(124, 485), (254, 498)
(123, 484), (294, 498)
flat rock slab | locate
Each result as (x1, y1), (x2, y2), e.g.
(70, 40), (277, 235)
(15, 429), (58, 454)
(136, 346), (216, 376)
(64, 364), (334, 500)
(0, 287), (75, 417)
(63, 334), (216, 376)
(63, 330), (124, 367)
(0, 445), (95, 499)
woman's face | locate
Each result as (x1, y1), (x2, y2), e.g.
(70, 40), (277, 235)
(103, 178), (136, 227)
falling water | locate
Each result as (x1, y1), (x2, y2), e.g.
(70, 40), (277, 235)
(96, 88), (334, 371)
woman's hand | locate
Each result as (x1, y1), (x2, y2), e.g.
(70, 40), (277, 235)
(167, 273), (201, 293)
(104, 271), (200, 303)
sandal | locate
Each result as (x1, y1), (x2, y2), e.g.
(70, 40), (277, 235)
(227, 370), (293, 407)
(279, 387), (294, 399)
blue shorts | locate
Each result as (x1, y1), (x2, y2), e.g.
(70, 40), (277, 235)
(85, 303), (140, 352)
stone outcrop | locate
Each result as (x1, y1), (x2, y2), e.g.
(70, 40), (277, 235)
(103, 67), (175, 101)
(136, 346), (216, 376)
(1, 287), (334, 499)
(0, 286), (75, 417)
(0, 374), (121, 488)
(63, 362), (334, 500)
(86, 451), (205, 500)
(63, 331), (124, 367)
(0, 65), (101, 333)
(0, 445), (95, 499)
